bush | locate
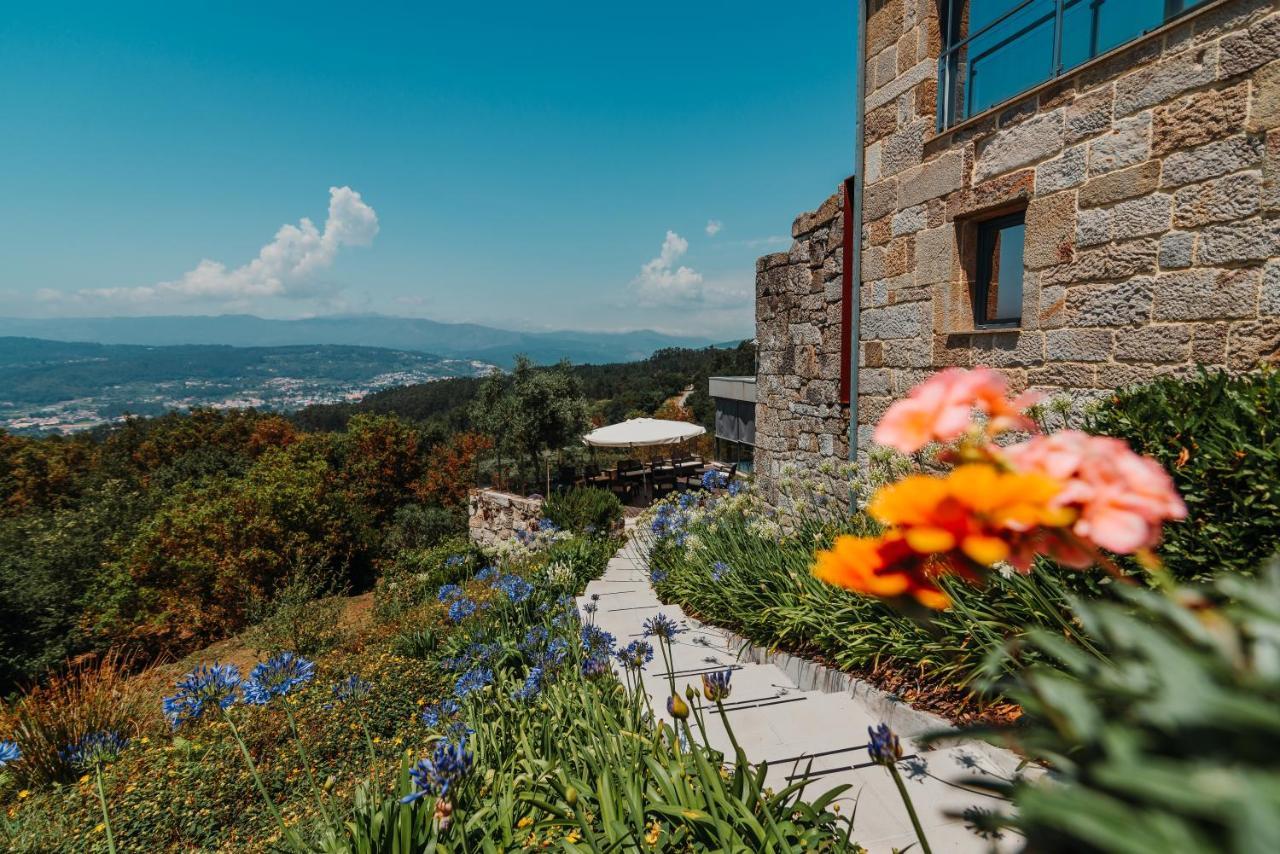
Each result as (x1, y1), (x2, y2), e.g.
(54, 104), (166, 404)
(373, 537), (483, 622)
(390, 627), (438, 659)
(245, 565), (349, 657)
(1087, 367), (1280, 581)
(542, 486), (623, 535)
(382, 504), (466, 553)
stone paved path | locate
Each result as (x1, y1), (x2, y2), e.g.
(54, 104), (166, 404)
(577, 537), (1028, 853)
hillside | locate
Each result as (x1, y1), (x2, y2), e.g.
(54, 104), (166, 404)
(0, 314), (720, 367)
(0, 337), (490, 434)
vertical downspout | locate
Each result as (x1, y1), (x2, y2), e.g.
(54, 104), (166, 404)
(847, 0), (867, 467)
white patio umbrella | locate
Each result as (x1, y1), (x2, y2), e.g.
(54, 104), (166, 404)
(582, 418), (705, 448)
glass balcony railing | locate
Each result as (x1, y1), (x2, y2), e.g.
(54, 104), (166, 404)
(937, 0), (1209, 129)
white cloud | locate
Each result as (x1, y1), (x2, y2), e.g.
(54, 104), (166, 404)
(632, 230), (705, 304)
(41, 186), (378, 307)
(705, 219), (722, 236)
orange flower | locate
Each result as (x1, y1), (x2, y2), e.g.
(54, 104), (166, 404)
(812, 534), (951, 609)
(813, 464), (1073, 609)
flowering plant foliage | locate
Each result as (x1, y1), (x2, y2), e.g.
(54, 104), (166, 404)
(814, 368), (1187, 609)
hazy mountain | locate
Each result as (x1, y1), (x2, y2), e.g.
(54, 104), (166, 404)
(0, 314), (719, 367)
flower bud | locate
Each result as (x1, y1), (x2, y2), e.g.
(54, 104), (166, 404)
(565, 786), (579, 806)
(667, 694), (689, 721)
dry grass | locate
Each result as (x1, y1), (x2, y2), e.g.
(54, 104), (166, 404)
(0, 649), (164, 787)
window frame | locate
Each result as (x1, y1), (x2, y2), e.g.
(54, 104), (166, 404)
(973, 211), (1026, 329)
(936, 0), (1211, 130)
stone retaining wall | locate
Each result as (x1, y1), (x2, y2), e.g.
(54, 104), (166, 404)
(468, 489), (543, 548)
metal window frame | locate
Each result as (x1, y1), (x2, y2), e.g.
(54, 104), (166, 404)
(936, 0), (1210, 130)
(973, 211), (1026, 329)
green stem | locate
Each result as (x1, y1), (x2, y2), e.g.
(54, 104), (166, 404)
(222, 709), (305, 853)
(284, 703), (336, 827)
(713, 698), (744, 763)
(93, 762), (116, 854)
(355, 707), (378, 772)
(888, 761), (933, 854)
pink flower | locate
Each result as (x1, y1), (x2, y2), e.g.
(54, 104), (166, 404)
(1005, 430), (1187, 554)
(873, 367), (1039, 454)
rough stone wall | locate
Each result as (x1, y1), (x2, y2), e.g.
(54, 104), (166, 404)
(857, 0), (1280, 451)
(752, 0), (1280, 499)
(753, 192), (851, 504)
(468, 488), (543, 548)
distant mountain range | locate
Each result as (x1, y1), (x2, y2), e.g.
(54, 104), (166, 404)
(0, 314), (721, 367)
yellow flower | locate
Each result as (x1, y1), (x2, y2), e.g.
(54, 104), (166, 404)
(644, 821), (661, 845)
(517, 816), (533, 829)
(94, 822), (106, 833)
(565, 828), (581, 843)
(17, 789), (30, 800)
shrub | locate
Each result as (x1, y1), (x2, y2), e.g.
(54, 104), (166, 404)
(542, 486), (623, 535)
(953, 559), (1280, 851)
(0, 650), (160, 788)
(245, 566), (349, 657)
(390, 627), (438, 659)
(373, 537), (483, 622)
(1087, 367), (1280, 581)
(382, 503), (466, 553)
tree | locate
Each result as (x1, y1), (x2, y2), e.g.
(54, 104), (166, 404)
(468, 357), (589, 493)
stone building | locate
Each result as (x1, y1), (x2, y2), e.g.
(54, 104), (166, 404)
(754, 0), (1280, 502)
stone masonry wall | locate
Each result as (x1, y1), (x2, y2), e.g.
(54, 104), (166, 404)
(468, 488), (543, 548)
(857, 0), (1280, 449)
(753, 0), (1280, 500)
(753, 192), (851, 504)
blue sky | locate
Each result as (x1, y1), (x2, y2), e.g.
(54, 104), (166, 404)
(0, 2), (855, 338)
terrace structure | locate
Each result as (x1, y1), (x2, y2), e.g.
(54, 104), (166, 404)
(753, 0), (1280, 504)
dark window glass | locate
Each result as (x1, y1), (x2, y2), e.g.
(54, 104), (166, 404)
(940, 0), (1211, 126)
(975, 213), (1025, 327)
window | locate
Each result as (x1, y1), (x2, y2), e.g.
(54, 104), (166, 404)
(974, 213), (1026, 327)
(938, 0), (1210, 128)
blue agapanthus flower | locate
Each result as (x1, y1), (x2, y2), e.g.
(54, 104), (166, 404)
(421, 697), (462, 728)
(512, 667), (544, 702)
(701, 469), (729, 490)
(453, 666), (494, 698)
(615, 640), (654, 670)
(400, 738), (473, 803)
(448, 598), (478, 623)
(61, 731), (128, 770)
(728, 479), (743, 496)
(333, 674), (372, 703)
(475, 565), (497, 582)
(444, 554), (465, 568)
(540, 637), (570, 670)
(649, 568), (668, 585)
(711, 561), (730, 581)
(437, 583), (464, 603)
(163, 663), (242, 729)
(494, 574), (534, 604)
(0, 740), (21, 767)
(538, 518), (558, 532)
(520, 625), (549, 655)
(642, 613), (685, 640)
(242, 653), (316, 706)
(581, 654), (611, 680)
(867, 723), (903, 766)
(580, 625), (616, 658)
